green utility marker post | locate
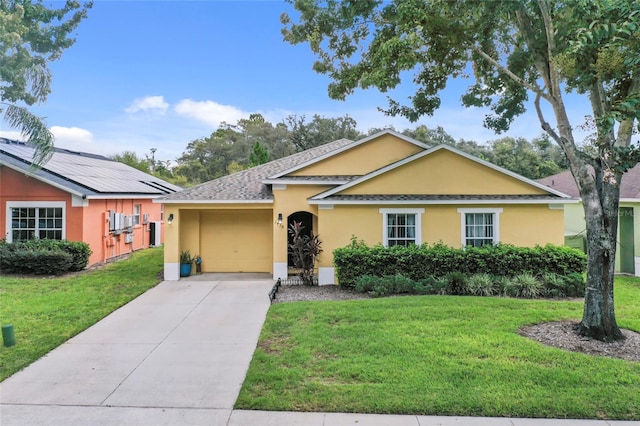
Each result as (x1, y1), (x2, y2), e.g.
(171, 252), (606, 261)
(2, 324), (16, 347)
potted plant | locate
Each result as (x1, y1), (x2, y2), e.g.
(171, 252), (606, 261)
(179, 250), (194, 277)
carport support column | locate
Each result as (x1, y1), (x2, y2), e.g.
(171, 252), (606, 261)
(164, 207), (180, 280)
(272, 192), (289, 281)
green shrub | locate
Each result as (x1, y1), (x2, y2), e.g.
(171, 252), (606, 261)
(541, 272), (567, 298)
(355, 274), (416, 297)
(415, 276), (446, 295)
(0, 239), (91, 275)
(564, 273), (586, 298)
(354, 275), (379, 293)
(4, 249), (73, 275)
(61, 241), (92, 271)
(443, 272), (468, 295)
(333, 241), (586, 288)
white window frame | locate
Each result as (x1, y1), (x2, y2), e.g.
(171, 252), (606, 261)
(133, 204), (141, 226)
(379, 208), (424, 247)
(6, 201), (66, 243)
(457, 208), (502, 248)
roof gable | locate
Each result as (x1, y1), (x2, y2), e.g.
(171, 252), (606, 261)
(160, 136), (356, 203)
(269, 130), (429, 179)
(0, 139), (181, 198)
(312, 144), (571, 201)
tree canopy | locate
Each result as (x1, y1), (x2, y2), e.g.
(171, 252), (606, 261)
(114, 113), (571, 187)
(282, 0), (640, 341)
(0, 0), (91, 165)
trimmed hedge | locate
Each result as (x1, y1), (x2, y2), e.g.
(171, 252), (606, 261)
(333, 240), (586, 289)
(0, 240), (92, 275)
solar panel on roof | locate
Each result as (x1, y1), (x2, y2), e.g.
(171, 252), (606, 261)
(0, 141), (181, 195)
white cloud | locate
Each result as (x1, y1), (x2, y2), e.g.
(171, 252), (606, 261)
(174, 99), (247, 127)
(125, 96), (169, 115)
(50, 126), (95, 151)
(0, 130), (25, 141)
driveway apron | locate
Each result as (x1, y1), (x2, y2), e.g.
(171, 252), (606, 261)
(0, 278), (273, 425)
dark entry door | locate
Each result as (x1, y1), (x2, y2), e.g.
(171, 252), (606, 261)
(619, 207), (635, 275)
(287, 211), (313, 267)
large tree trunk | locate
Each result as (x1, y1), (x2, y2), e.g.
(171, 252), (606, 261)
(537, 96), (626, 342)
(577, 170), (625, 342)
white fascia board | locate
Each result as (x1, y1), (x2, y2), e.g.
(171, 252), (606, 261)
(266, 129), (430, 180)
(308, 198), (580, 205)
(262, 178), (348, 185)
(620, 198), (639, 203)
(1, 161), (85, 197)
(158, 199), (273, 204)
(85, 194), (166, 200)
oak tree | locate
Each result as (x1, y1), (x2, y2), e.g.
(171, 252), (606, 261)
(282, 0), (640, 341)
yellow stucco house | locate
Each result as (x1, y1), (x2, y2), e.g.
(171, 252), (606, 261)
(538, 164), (639, 276)
(156, 130), (576, 283)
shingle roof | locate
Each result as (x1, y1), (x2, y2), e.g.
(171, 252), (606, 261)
(0, 138), (181, 197)
(537, 163), (640, 200)
(160, 138), (355, 202)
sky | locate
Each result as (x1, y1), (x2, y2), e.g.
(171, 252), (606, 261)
(1, 0), (598, 164)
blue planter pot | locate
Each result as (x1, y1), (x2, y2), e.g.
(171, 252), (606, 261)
(180, 263), (192, 277)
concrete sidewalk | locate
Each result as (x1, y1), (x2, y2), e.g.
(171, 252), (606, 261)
(1, 278), (637, 426)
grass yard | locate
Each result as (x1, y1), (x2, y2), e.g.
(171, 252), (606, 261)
(237, 276), (640, 420)
(0, 247), (164, 381)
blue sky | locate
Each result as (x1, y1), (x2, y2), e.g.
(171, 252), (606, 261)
(2, 0), (597, 164)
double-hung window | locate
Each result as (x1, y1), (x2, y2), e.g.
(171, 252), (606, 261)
(133, 204), (141, 226)
(457, 208), (502, 248)
(380, 208), (424, 247)
(7, 202), (65, 242)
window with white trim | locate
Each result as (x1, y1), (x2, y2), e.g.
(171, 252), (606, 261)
(133, 204), (141, 226)
(380, 208), (424, 247)
(457, 208), (502, 248)
(8, 202), (65, 242)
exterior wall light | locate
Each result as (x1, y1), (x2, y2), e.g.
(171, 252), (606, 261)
(168, 213), (174, 224)
(276, 213), (283, 225)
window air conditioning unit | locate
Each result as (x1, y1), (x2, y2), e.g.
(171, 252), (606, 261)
(125, 233), (134, 244)
(109, 212), (126, 232)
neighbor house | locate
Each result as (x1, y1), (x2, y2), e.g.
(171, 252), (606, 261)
(538, 164), (639, 276)
(157, 130), (577, 284)
(0, 138), (181, 266)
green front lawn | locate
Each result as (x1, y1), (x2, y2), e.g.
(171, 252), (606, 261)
(0, 247), (164, 381)
(237, 276), (640, 420)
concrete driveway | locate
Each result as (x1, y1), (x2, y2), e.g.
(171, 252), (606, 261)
(0, 276), (273, 425)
